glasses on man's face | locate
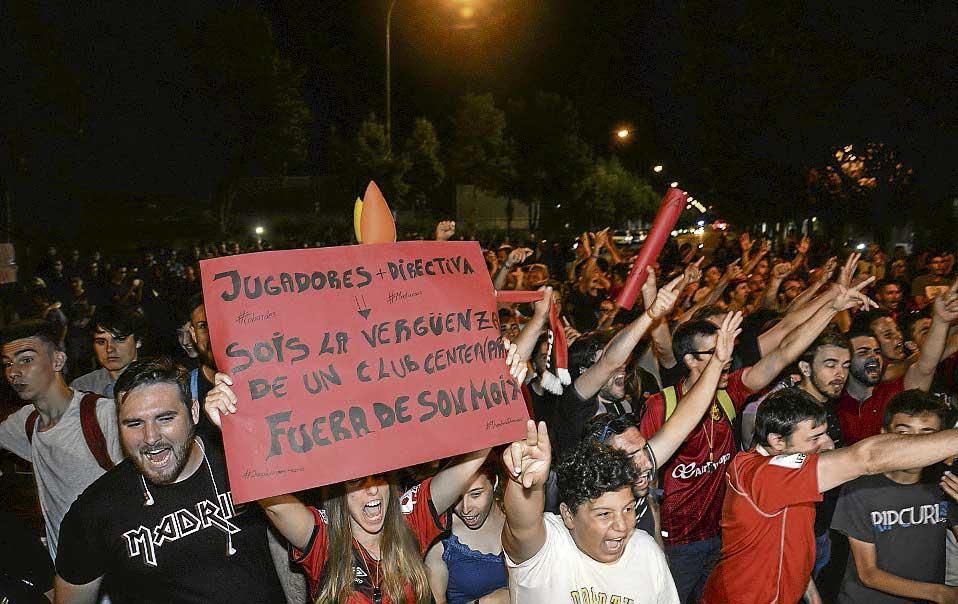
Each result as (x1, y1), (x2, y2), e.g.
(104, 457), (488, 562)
(691, 349), (716, 358)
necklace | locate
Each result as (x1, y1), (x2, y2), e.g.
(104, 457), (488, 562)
(703, 408), (717, 462)
(355, 540), (383, 604)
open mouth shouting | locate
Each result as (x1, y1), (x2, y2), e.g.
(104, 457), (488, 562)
(362, 499), (384, 523)
(601, 536), (627, 555)
(634, 470), (652, 492)
(142, 445), (174, 468)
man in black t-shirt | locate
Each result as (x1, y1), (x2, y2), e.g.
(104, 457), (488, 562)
(54, 358), (285, 604)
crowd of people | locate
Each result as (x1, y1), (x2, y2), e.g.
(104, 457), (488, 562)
(3, 220), (958, 603)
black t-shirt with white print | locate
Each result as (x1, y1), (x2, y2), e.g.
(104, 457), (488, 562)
(56, 437), (284, 604)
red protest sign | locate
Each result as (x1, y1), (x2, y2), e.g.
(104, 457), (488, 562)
(199, 241), (529, 503)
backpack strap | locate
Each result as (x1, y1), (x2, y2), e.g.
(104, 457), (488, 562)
(663, 386), (737, 422)
(663, 386), (678, 421)
(25, 410), (40, 444)
(716, 390), (737, 422)
(79, 392), (114, 471)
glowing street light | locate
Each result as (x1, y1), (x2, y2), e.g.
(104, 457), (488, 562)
(652, 164), (664, 173)
(254, 226), (265, 236)
(387, 0), (478, 150)
(616, 128), (631, 140)
(670, 181), (679, 188)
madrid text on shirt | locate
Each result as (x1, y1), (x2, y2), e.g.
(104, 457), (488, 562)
(124, 491), (239, 567)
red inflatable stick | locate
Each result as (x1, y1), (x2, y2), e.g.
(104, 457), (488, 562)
(614, 188), (687, 310)
(495, 290), (545, 304)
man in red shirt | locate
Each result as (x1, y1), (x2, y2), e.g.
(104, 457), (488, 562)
(837, 279), (958, 444)
(641, 281), (874, 602)
(701, 387), (958, 604)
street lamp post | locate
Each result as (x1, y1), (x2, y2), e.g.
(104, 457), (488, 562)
(385, 0), (398, 154)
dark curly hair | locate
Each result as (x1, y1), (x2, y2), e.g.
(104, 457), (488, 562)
(556, 441), (637, 515)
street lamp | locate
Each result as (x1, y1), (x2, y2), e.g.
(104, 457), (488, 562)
(385, 0), (399, 153)
(386, 0), (476, 152)
(616, 128), (631, 140)
(670, 181), (679, 188)
(652, 164), (664, 173)
(254, 226), (265, 236)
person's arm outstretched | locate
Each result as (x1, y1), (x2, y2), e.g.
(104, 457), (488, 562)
(574, 275), (684, 399)
(501, 420), (551, 565)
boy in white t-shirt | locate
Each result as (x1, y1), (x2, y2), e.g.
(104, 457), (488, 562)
(502, 420), (679, 604)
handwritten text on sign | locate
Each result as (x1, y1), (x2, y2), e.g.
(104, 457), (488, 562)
(200, 241), (529, 503)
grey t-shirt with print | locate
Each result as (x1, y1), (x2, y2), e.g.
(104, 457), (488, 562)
(832, 472), (955, 604)
(0, 390), (122, 557)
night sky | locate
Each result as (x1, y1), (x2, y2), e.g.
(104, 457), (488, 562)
(2, 1), (957, 238)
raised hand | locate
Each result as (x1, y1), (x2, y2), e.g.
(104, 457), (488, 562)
(204, 372), (238, 429)
(739, 232), (752, 253)
(648, 274), (685, 320)
(435, 220), (456, 241)
(714, 311), (743, 363)
(484, 250), (499, 273)
(932, 278), (958, 323)
(532, 285), (553, 319)
(562, 317), (581, 345)
(506, 247), (533, 268)
(831, 276), (878, 312)
(756, 239), (770, 258)
(815, 257), (838, 284)
(684, 256), (704, 285)
(502, 338), (528, 383)
(771, 262), (792, 280)
(592, 228), (610, 250)
(503, 420), (552, 489)
(641, 266), (659, 308)
(838, 252), (861, 287)
(577, 232), (591, 258)
(724, 259), (743, 281)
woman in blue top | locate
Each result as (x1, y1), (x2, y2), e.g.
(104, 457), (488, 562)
(426, 457), (509, 604)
